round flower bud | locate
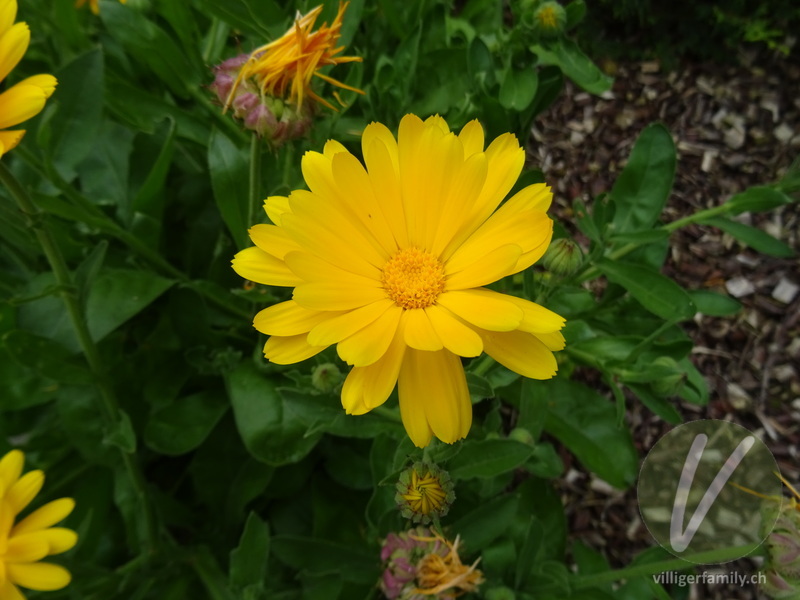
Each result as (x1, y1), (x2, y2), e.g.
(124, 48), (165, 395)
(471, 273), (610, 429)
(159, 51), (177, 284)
(649, 356), (686, 398)
(395, 462), (455, 524)
(311, 363), (342, 393)
(531, 1), (567, 37)
(542, 238), (583, 275)
(508, 427), (535, 446)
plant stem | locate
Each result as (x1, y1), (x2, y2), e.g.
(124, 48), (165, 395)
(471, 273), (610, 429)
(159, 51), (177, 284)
(471, 355), (495, 377)
(0, 161), (159, 554)
(249, 134), (262, 227)
(573, 544), (764, 589)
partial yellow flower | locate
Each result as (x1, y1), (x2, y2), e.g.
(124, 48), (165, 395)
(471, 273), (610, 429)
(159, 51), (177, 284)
(0, 0), (57, 159)
(74, 0), (127, 15)
(225, 2), (364, 113)
(0, 450), (78, 599)
(232, 114), (566, 448)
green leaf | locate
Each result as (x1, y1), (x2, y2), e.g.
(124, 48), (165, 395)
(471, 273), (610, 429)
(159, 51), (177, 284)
(700, 216), (794, 257)
(132, 117), (177, 217)
(86, 269), (174, 342)
(450, 494), (520, 550)
(194, 0), (283, 38)
(2, 329), (92, 384)
(225, 364), (321, 466)
(515, 517), (544, 589)
(499, 67), (538, 110)
(625, 383), (682, 424)
(270, 536), (377, 584)
(688, 289), (742, 316)
(208, 128), (250, 250)
(447, 439), (534, 480)
(724, 186), (793, 214)
(541, 379), (638, 488)
(531, 39), (612, 95)
(610, 123), (676, 233)
(144, 391), (229, 455)
(596, 259), (695, 321)
(230, 512), (270, 590)
(103, 409), (137, 454)
(608, 230), (670, 244)
(45, 49), (104, 180)
(565, 0), (587, 29)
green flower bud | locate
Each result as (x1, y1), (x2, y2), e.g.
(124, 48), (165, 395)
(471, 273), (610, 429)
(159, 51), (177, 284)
(486, 587), (517, 600)
(524, 1), (567, 37)
(508, 427), (535, 446)
(542, 238), (583, 275)
(649, 356), (686, 397)
(395, 462), (455, 524)
(311, 362), (341, 393)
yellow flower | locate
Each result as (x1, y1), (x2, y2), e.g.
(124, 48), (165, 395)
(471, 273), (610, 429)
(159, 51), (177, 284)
(0, 0), (57, 159)
(74, 0), (127, 15)
(0, 450), (77, 599)
(225, 2), (363, 113)
(232, 114), (566, 447)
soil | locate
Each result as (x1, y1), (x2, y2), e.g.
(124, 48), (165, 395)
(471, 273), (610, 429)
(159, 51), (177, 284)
(527, 45), (800, 600)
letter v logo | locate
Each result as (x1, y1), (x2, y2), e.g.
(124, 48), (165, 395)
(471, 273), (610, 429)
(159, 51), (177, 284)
(669, 433), (755, 552)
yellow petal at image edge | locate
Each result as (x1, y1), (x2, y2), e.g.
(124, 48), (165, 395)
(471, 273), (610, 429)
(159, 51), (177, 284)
(0, 130), (24, 156)
(3, 534), (49, 563)
(481, 329), (558, 380)
(7, 470), (44, 515)
(253, 300), (334, 337)
(0, 22), (30, 83)
(0, 581), (26, 600)
(263, 334), (328, 364)
(0, 450), (23, 489)
(231, 246), (301, 287)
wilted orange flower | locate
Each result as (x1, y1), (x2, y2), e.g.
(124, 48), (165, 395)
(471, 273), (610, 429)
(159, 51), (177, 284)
(225, 2), (363, 112)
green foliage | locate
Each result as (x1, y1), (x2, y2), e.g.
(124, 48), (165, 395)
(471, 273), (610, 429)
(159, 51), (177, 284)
(0, 1), (796, 600)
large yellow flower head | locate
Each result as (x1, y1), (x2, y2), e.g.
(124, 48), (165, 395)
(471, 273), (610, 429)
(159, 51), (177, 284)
(0, 450), (77, 599)
(224, 2), (363, 113)
(232, 114), (566, 447)
(0, 0), (57, 159)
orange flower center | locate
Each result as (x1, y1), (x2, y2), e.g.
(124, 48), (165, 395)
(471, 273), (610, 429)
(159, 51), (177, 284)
(381, 248), (445, 310)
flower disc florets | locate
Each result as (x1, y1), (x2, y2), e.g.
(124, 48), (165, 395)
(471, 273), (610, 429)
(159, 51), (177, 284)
(395, 462), (455, 524)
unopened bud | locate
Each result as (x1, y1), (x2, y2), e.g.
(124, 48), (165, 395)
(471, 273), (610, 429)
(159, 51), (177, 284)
(395, 462), (455, 524)
(311, 363), (341, 393)
(531, 1), (567, 37)
(542, 238), (583, 275)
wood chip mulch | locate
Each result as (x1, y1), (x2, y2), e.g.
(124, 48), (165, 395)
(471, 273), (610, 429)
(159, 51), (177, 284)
(526, 46), (800, 600)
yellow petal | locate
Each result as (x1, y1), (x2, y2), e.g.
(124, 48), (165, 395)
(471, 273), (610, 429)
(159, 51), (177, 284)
(0, 0), (17, 38)
(293, 280), (386, 312)
(16, 74), (57, 99)
(249, 223), (301, 260)
(0, 449), (23, 490)
(398, 349), (471, 446)
(307, 299), (394, 346)
(362, 138), (408, 248)
(534, 330), (566, 351)
(0, 129), (24, 156)
(437, 289), (523, 332)
(3, 534), (49, 563)
(501, 293), (566, 334)
(7, 562), (71, 591)
(341, 323), (406, 414)
(424, 114), (450, 134)
(444, 244), (522, 290)
(264, 195), (291, 225)
(446, 210), (552, 275)
(402, 309), (443, 351)
(0, 83), (48, 130)
(231, 246), (301, 287)
(7, 470), (43, 515)
(0, 22), (29, 84)
(0, 581), (26, 600)
(362, 121), (399, 174)
(284, 250), (380, 286)
(457, 119), (485, 158)
(480, 329), (558, 379)
(263, 334), (328, 365)
(322, 139), (348, 158)
(39, 527), (78, 555)
(11, 498), (74, 536)
(337, 305), (402, 367)
(330, 150), (398, 255)
(424, 305), (483, 357)
(253, 301), (335, 336)
(499, 183), (553, 214)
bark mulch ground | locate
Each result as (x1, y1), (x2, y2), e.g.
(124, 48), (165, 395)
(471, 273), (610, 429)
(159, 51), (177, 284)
(527, 46), (800, 599)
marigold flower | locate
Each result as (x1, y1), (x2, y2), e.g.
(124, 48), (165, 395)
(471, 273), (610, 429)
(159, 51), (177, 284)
(0, 0), (57, 159)
(223, 2), (363, 111)
(0, 450), (78, 599)
(232, 114), (566, 447)
(74, 0), (127, 15)
(396, 463), (455, 524)
(380, 528), (482, 600)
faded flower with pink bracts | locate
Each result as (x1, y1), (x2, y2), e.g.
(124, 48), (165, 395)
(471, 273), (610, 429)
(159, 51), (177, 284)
(380, 527), (482, 600)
